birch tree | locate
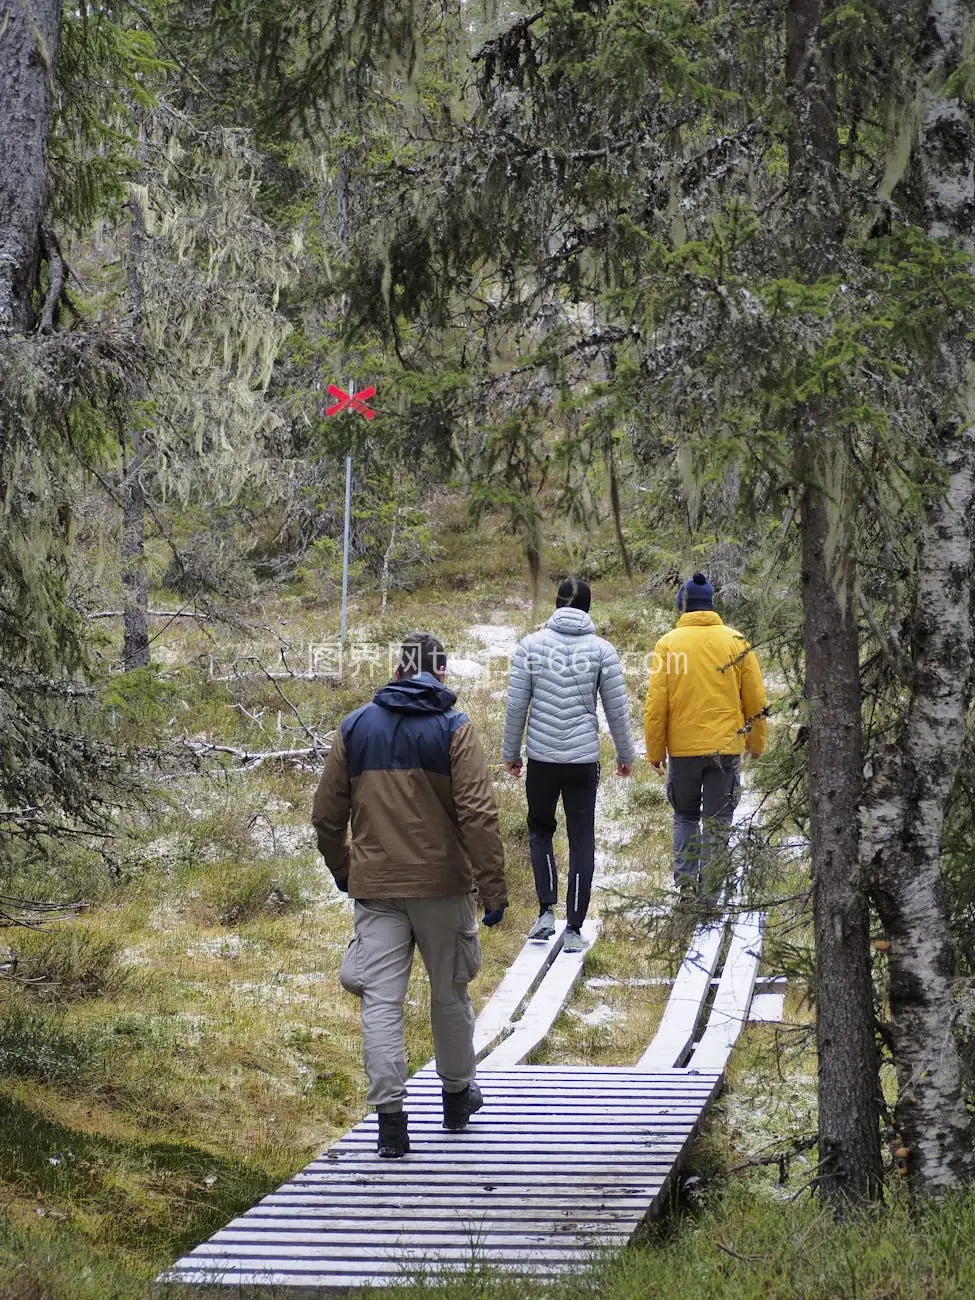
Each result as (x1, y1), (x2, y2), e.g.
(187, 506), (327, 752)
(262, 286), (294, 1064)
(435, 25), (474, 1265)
(859, 0), (975, 1193)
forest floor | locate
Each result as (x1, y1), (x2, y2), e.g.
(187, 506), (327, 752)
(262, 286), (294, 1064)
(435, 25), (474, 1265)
(1, 505), (975, 1299)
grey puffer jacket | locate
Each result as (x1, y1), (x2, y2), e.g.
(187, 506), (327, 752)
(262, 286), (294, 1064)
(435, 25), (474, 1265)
(502, 608), (636, 765)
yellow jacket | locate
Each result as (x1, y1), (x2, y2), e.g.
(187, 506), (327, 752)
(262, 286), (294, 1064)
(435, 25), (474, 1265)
(643, 612), (767, 763)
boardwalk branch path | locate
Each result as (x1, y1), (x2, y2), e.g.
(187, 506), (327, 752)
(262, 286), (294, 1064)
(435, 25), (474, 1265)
(159, 904), (764, 1296)
(161, 693), (766, 1295)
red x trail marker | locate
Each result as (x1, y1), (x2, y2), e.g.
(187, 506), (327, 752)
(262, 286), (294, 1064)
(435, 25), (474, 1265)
(325, 384), (377, 420)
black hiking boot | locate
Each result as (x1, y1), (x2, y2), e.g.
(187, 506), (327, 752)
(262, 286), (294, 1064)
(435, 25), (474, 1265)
(377, 1111), (410, 1158)
(442, 1081), (483, 1132)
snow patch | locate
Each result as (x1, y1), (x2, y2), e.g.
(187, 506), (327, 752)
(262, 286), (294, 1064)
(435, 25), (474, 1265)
(567, 1002), (624, 1029)
(187, 934), (242, 960)
(749, 992), (786, 1023)
(249, 819), (313, 857)
(468, 624), (520, 656)
(447, 657), (486, 679)
(585, 976), (671, 989)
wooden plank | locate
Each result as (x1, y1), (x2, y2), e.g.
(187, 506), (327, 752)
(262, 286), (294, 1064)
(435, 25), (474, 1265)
(198, 1228), (632, 1249)
(160, 1057), (721, 1295)
(471, 921), (568, 1056)
(477, 919), (601, 1069)
(387, 1098), (708, 1113)
(234, 1206), (649, 1224)
(332, 1129), (696, 1149)
(330, 1119), (698, 1141)
(284, 1171), (672, 1188)
(183, 1242), (621, 1264)
(235, 1201), (650, 1222)
(336, 1104), (709, 1126)
(404, 1075), (718, 1092)
(329, 1135), (693, 1153)
(291, 1164), (681, 1184)
(257, 1187), (659, 1207)
(634, 919), (727, 1070)
(686, 912), (764, 1071)
(346, 1102), (709, 1120)
(406, 1064), (719, 1081)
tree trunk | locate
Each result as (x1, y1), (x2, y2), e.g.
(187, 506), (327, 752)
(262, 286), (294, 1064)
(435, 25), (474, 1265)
(857, 0), (975, 1199)
(0, 0), (62, 333)
(380, 500), (399, 611)
(863, 432), (975, 1192)
(787, 0), (884, 1205)
(121, 430), (150, 670)
(121, 142), (151, 670)
(802, 474), (883, 1203)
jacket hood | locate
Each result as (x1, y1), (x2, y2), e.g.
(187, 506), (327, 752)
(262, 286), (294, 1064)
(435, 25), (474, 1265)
(676, 611), (724, 627)
(547, 607), (596, 636)
(373, 671), (458, 714)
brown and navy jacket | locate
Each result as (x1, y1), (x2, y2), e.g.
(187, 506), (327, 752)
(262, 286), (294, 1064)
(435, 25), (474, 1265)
(311, 673), (507, 910)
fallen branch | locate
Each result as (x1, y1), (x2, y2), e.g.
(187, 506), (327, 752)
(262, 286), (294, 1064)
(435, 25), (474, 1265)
(716, 1242), (770, 1264)
(254, 653), (327, 753)
(176, 739), (329, 769)
(87, 609), (213, 621)
(0, 894), (86, 930)
(727, 1134), (817, 1183)
(205, 669), (341, 683)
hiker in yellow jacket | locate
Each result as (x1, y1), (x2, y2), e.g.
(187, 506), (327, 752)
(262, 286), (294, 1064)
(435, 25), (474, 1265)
(643, 573), (767, 901)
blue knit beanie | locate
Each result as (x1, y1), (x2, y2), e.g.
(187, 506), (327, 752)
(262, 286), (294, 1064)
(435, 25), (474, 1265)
(677, 572), (714, 612)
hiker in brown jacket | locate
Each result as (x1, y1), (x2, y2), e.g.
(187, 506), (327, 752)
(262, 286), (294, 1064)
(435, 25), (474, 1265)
(312, 632), (508, 1158)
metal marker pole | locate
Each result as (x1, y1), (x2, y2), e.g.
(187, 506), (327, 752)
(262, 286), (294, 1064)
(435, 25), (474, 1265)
(339, 380), (353, 652)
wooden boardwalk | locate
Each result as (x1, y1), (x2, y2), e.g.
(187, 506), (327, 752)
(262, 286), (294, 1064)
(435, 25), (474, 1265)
(159, 903), (765, 1296)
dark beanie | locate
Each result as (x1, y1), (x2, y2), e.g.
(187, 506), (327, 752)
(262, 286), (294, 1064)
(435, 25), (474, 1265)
(556, 577), (592, 612)
(677, 572), (714, 612)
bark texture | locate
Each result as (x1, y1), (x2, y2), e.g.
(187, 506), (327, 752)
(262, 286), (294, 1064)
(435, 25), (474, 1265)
(0, 0), (62, 334)
(857, 0), (975, 1198)
(788, 0), (884, 1204)
(863, 434), (975, 1192)
(802, 476), (884, 1203)
(122, 153), (150, 670)
(121, 431), (150, 671)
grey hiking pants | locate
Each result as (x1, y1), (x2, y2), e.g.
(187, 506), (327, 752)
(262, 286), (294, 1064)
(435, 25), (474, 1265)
(666, 754), (741, 893)
(340, 893), (482, 1113)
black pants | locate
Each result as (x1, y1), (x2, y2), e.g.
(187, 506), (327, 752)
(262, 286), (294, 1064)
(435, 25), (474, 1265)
(526, 760), (600, 930)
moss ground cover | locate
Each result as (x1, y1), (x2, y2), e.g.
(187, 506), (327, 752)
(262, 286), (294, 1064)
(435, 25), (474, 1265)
(0, 507), (957, 1298)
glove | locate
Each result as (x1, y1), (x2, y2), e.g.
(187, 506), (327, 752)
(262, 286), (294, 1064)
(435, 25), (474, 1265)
(482, 905), (507, 928)
(334, 875), (350, 894)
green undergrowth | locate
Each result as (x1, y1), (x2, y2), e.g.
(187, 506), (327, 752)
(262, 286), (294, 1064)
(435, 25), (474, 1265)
(350, 1182), (975, 1300)
(0, 507), (924, 1297)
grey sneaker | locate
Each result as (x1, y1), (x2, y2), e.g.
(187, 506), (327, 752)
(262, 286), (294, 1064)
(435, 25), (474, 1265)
(528, 908), (556, 941)
(562, 928), (587, 954)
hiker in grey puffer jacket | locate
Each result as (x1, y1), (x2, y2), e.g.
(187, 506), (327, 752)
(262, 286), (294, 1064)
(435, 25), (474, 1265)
(502, 578), (636, 953)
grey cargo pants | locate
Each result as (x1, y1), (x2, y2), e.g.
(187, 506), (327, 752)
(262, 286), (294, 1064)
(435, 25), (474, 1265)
(666, 754), (741, 896)
(340, 893), (482, 1113)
